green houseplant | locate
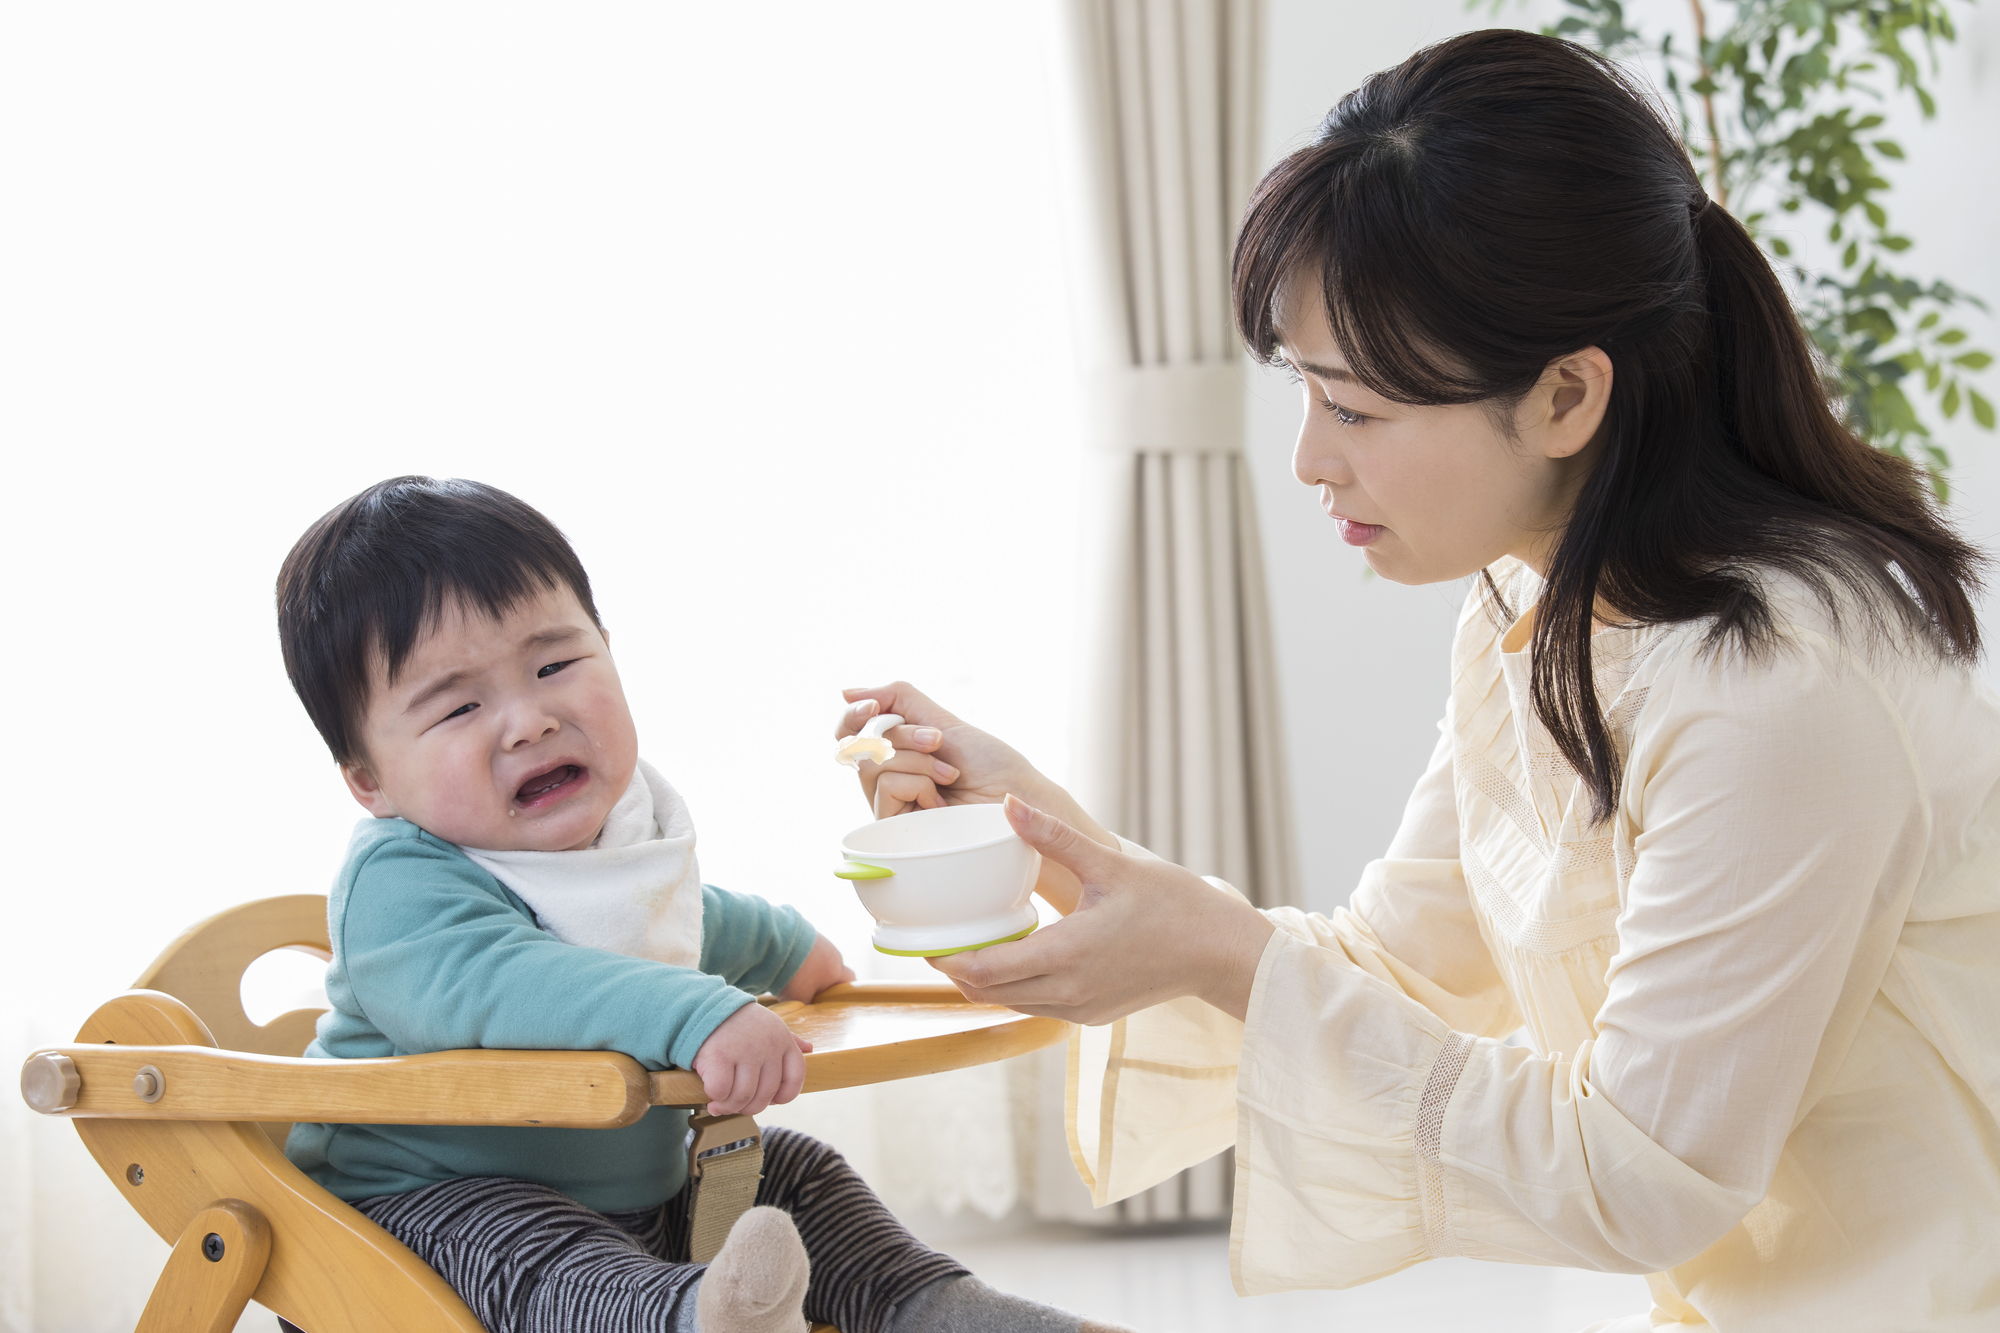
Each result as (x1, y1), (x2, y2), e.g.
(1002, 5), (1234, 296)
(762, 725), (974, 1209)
(1503, 0), (1994, 494)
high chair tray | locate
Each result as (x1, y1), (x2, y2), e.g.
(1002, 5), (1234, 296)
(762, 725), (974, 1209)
(650, 980), (1065, 1106)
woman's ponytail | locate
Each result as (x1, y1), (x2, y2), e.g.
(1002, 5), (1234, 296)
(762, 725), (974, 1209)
(1692, 195), (1983, 658)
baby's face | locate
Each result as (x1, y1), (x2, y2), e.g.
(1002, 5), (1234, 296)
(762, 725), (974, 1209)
(341, 586), (639, 852)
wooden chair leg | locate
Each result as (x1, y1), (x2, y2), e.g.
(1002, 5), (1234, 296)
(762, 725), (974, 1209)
(135, 1199), (271, 1333)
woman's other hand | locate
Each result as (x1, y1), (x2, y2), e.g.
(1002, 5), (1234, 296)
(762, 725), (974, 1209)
(835, 683), (1119, 913)
(929, 795), (1276, 1025)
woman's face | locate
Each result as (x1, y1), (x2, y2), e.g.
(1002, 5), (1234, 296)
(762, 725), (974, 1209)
(1274, 275), (1612, 584)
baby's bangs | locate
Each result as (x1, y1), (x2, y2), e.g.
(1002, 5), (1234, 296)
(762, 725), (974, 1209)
(373, 557), (566, 686)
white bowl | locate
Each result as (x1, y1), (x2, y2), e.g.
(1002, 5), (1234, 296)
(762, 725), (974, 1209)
(837, 803), (1041, 956)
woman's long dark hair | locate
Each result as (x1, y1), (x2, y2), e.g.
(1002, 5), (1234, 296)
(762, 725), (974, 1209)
(1232, 29), (1984, 822)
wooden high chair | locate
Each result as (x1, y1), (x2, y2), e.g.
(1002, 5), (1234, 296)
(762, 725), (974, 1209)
(18, 895), (1065, 1333)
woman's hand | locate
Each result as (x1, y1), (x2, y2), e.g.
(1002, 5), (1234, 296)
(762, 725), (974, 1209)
(836, 682), (1119, 913)
(928, 795), (1276, 1025)
(836, 682), (1058, 817)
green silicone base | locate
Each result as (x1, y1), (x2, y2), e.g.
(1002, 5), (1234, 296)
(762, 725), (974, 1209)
(872, 922), (1038, 958)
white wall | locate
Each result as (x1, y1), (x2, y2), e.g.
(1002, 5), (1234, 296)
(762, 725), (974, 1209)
(1249, 0), (2000, 916)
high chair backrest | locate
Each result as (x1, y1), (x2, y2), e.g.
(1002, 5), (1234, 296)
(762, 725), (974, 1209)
(65, 896), (489, 1333)
(134, 894), (332, 1057)
(132, 894), (333, 1150)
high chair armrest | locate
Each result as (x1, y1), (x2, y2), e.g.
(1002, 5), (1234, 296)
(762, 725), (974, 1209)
(21, 1045), (654, 1129)
(21, 982), (1068, 1126)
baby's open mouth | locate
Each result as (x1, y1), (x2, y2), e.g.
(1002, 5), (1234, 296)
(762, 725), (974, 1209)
(515, 764), (585, 806)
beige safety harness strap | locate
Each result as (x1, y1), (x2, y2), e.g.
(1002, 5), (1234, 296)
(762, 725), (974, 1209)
(684, 1113), (764, 1264)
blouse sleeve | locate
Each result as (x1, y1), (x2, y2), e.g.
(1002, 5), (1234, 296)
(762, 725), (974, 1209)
(1227, 628), (1929, 1291)
(1069, 708), (1515, 1207)
(1280, 713), (1520, 1041)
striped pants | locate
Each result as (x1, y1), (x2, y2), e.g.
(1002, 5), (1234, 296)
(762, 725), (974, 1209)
(348, 1127), (967, 1333)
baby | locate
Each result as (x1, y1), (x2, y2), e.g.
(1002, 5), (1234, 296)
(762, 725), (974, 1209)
(276, 476), (1124, 1333)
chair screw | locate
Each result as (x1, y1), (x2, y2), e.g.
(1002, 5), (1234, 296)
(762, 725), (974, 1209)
(202, 1233), (225, 1262)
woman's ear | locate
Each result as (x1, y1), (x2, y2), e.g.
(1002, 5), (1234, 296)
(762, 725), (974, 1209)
(341, 761), (400, 819)
(1534, 345), (1615, 459)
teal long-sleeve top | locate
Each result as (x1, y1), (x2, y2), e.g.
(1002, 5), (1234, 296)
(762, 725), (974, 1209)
(284, 817), (817, 1213)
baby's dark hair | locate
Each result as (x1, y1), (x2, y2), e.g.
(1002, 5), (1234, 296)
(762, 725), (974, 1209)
(276, 476), (603, 765)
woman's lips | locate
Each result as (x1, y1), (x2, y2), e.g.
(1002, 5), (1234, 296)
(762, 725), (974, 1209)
(1336, 517), (1384, 546)
(515, 763), (588, 809)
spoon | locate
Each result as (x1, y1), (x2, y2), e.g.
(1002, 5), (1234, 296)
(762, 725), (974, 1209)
(835, 711), (903, 769)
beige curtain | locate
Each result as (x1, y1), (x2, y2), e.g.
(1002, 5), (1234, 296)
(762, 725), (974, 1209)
(1031, 0), (1295, 1226)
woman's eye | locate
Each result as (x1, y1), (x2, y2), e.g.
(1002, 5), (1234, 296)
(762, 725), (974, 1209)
(1320, 396), (1367, 427)
(537, 659), (577, 679)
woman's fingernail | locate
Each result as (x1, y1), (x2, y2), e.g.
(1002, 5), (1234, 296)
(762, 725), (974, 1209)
(934, 760), (959, 781)
(913, 727), (942, 746)
(1004, 795), (1033, 827)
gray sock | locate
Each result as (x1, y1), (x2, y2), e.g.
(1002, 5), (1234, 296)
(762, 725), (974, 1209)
(886, 1274), (1133, 1333)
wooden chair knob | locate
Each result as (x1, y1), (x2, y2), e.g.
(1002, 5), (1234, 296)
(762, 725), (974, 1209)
(20, 1051), (81, 1113)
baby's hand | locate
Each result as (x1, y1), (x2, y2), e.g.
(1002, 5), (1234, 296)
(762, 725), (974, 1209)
(691, 1003), (812, 1116)
(779, 933), (856, 1002)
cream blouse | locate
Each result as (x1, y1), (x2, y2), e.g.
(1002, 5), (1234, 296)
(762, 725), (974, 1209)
(1069, 558), (2000, 1331)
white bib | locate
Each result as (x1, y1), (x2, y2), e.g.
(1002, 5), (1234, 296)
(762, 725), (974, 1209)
(461, 759), (704, 969)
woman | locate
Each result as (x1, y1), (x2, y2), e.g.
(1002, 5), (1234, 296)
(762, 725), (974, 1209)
(836, 29), (1998, 1333)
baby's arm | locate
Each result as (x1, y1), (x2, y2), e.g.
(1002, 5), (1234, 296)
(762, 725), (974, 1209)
(689, 886), (852, 1113)
(339, 838), (762, 1073)
(699, 884), (853, 1000)
(778, 933), (855, 1000)
(341, 851), (851, 1117)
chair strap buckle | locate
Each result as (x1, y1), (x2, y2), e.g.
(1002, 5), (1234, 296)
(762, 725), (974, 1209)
(684, 1113), (763, 1263)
